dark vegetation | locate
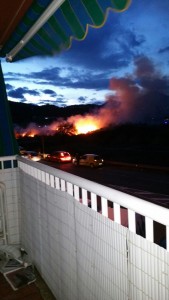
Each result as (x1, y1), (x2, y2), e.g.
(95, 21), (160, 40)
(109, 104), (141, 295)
(9, 101), (169, 167)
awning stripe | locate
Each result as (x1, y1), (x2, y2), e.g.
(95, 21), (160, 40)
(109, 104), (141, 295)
(52, 8), (76, 38)
(49, 15), (69, 43)
(61, 1), (86, 39)
(38, 27), (60, 51)
(67, 0), (93, 27)
(82, 0), (105, 26)
(43, 21), (70, 52)
(20, 46), (35, 57)
(1, 0), (131, 62)
(30, 37), (51, 54)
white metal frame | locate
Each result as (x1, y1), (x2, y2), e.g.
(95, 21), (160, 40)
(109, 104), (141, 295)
(6, 0), (65, 61)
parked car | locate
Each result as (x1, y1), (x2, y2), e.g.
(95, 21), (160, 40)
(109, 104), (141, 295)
(21, 151), (41, 162)
(72, 153), (104, 168)
(46, 151), (72, 163)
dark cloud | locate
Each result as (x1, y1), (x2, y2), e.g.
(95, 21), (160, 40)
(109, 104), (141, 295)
(43, 89), (57, 96)
(4, 72), (30, 84)
(26, 67), (61, 81)
(19, 67), (109, 90)
(5, 83), (13, 90)
(68, 78), (109, 90)
(77, 96), (87, 104)
(27, 89), (40, 96)
(123, 31), (145, 48)
(8, 87), (26, 100)
(158, 46), (169, 54)
(7, 87), (40, 101)
(37, 100), (59, 106)
(34, 94), (66, 106)
(88, 98), (103, 105)
(18, 99), (27, 103)
(56, 96), (66, 102)
(5, 66), (108, 91)
(4, 72), (25, 79)
(78, 96), (86, 101)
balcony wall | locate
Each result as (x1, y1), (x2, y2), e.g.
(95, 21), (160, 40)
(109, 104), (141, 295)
(0, 155), (169, 299)
(0, 156), (20, 245)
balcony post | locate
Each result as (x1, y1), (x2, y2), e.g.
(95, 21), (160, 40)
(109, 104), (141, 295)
(166, 226), (169, 251)
(145, 217), (154, 242)
(101, 197), (108, 217)
(128, 209), (136, 233)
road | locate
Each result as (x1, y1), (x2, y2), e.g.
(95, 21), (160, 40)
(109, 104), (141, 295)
(40, 160), (169, 208)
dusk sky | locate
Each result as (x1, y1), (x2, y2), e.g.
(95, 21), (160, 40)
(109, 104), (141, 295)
(1, 0), (169, 117)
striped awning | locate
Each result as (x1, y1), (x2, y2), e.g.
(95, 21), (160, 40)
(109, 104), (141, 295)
(0, 0), (131, 63)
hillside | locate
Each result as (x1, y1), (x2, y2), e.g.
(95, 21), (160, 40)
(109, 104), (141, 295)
(9, 101), (100, 127)
(9, 101), (169, 167)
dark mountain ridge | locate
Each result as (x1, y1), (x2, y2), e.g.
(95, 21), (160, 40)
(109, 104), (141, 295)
(9, 101), (101, 127)
(9, 90), (169, 128)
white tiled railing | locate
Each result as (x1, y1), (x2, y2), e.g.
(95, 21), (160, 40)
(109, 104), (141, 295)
(1, 155), (169, 299)
(18, 157), (169, 251)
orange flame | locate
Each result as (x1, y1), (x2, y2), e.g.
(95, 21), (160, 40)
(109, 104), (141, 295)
(75, 119), (98, 134)
(69, 115), (101, 135)
(14, 113), (105, 137)
(15, 127), (39, 138)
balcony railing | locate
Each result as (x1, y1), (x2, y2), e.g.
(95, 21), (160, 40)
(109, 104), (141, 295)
(0, 155), (169, 299)
(18, 156), (169, 250)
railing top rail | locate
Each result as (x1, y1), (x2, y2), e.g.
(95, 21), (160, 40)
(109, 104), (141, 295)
(18, 156), (169, 227)
(0, 155), (17, 161)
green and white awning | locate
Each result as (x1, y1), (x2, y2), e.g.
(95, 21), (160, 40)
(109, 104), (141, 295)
(0, 0), (131, 62)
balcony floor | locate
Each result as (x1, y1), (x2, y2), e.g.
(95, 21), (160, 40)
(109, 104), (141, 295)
(0, 268), (56, 300)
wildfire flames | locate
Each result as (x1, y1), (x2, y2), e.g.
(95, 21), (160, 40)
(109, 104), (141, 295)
(69, 114), (102, 135)
(15, 126), (41, 138)
(14, 113), (103, 138)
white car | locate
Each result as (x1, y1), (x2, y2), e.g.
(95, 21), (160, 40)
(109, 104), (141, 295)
(72, 154), (104, 168)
